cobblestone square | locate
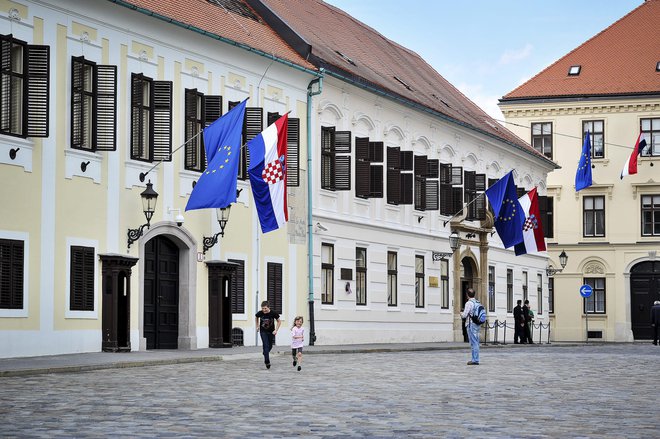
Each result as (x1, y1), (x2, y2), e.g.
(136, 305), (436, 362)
(0, 344), (657, 438)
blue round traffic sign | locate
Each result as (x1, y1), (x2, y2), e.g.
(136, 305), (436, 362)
(580, 284), (593, 298)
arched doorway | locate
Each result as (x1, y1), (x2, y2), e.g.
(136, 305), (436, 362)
(630, 261), (660, 340)
(144, 235), (179, 349)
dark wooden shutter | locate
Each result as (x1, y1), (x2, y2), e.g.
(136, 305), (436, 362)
(474, 174), (486, 220)
(465, 171), (476, 220)
(369, 141), (384, 162)
(414, 155), (428, 210)
(70, 57), (85, 149)
(204, 95), (222, 126)
(267, 111), (279, 126)
(287, 117), (300, 187)
(517, 187), (526, 198)
(184, 88), (198, 169)
(427, 159), (439, 178)
(425, 159), (439, 211)
(387, 146), (401, 204)
(94, 64), (117, 151)
(440, 163), (452, 215)
(321, 126), (335, 190)
(539, 195), (554, 238)
(267, 262), (283, 315)
(228, 259), (245, 314)
(334, 131), (351, 191)
(0, 239), (24, 309)
(452, 187), (463, 215)
(152, 80), (173, 161)
(70, 246), (95, 311)
(370, 165), (383, 198)
(130, 73), (145, 160)
(401, 151), (413, 171)
(26, 44), (49, 138)
(451, 166), (463, 185)
(355, 137), (370, 198)
(400, 172), (413, 205)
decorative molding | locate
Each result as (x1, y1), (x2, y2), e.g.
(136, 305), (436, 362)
(79, 31), (90, 43)
(191, 66), (199, 77)
(8, 8), (21, 21)
(138, 50), (149, 62)
(383, 123), (405, 140)
(583, 261), (605, 274)
(631, 179), (659, 199)
(574, 183), (614, 200)
(351, 112), (376, 131)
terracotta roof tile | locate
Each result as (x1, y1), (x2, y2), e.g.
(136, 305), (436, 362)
(111, 0), (315, 71)
(503, 0), (660, 100)
(257, 0), (544, 159)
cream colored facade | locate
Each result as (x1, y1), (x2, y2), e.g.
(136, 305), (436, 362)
(0, 0), (315, 357)
(500, 97), (660, 342)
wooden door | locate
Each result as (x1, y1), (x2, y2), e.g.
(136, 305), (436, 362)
(144, 236), (179, 349)
(630, 262), (660, 340)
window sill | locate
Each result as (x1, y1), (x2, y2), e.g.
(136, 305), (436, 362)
(179, 169), (201, 197)
(414, 308), (428, 313)
(355, 305), (370, 310)
(65, 149), (103, 184)
(65, 310), (98, 320)
(0, 308), (28, 318)
(0, 136), (34, 172)
(124, 161), (158, 190)
(387, 306), (400, 311)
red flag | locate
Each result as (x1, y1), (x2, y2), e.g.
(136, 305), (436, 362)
(620, 133), (647, 179)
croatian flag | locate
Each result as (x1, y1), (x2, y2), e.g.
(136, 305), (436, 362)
(514, 187), (546, 256)
(248, 114), (288, 233)
(620, 133), (647, 179)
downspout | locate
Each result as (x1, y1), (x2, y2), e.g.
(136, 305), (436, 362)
(306, 69), (324, 345)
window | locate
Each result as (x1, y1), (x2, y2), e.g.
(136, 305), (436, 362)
(537, 273), (543, 315)
(130, 73), (172, 162)
(583, 277), (605, 314)
(440, 164), (463, 216)
(71, 56), (117, 151)
(507, 269), (513, 312)
(415, 255), (424, 308)
(488, 266), (495, 312)
(522, 271), (528, 301)
(355, 137), (383, 198)
(228, 258), (245, 314)
(583, 120), (604, 158)
(0, 34), (49, 138)
(266, 262), (282, 314)
(0, 238), (24, 309)
(400, 151), (413, 205)
(184, 88), (221, 172)
(70, 246), (95, 311)
(321, 126), (351, 191)
(583, 196), (605, 237)
(413, 156), (439, 211)
(356, 247), (367, 306)
(464, 171), (486, 220)
(321, 244), (334, 305)
(640, 118), (659, 157)
(267, 112), (301, 187)
(387, 251), (397, 307)
(228, 102), (263, 179)
(568, 65), (581, 76)
(548, 277), (554, 314)
(641, 195), (660, 236)
(387, 148), (419, 206)
(441, 260), (449, 309)
(531, 122), (552, 159)
(539, 195), (554, 238)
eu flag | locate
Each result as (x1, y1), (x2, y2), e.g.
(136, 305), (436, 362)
(485, 171), (525, 248)
(185, 99), (247, 211)
(575, 130), (593, 191)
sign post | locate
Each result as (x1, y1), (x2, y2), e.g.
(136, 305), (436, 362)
(580, 284), (593, 343)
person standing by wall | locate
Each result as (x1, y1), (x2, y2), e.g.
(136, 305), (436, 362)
(651, 300), (660, 346)
(255, 301), (281, 369)
(523, 300), (534, 344)
(513, 299), (524, 344)
(460, 288), (481, 365)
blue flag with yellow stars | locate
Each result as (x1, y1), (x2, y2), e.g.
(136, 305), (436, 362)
(485, 171), (525, 249)
(185, 99), (247, 211)
(575, 130), (593, 191)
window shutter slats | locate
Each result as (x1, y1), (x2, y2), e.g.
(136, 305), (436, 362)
(387, 146), (400, 170)
(335, 156), (351, 191)
(245, 107), (263, 141)
(228, 259), (245, 314)
(321, 154), (334, 190)
(267, 262), (283, 315)
(451, 166), (463, 185)
(356, 160), (370, 198)
(440, 183), (453, 215)
(369, 141), (384, 162)
(475, 173), (486, 191)
(204, 95), (222, 126)
(464, 171), (475, 191)
(427, 159), (439, 178)
(414, 155), (427, 177)
(400, 173), (413, 204)
(267, 111), (279, 126)
(130, 74), (145, 160)
(0, 239), (24, 309)
(440, 163), (452, 184)
(94, 64), (117, 151)
(26, 44), (49, 138)
(70, 57), (84, 149)
(184, 89), (197, 170)
(387, 168), (401, 204)
(370, 165), (383, 198)
(152, 80), (172, 161)
(287, 117), (300, 187)
(426, 179), (439, 210)
(452, 187), (463, 215)
(414, 174), (426, 210)
(334, 131), (351, 154)
(355, 137), (369, 161)
(400, 151), (413, 171)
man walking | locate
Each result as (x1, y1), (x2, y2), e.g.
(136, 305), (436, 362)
(513, 299), (524, 344)
(523, 299), (534, 344)
(460, 288), (481, 365)
(651, 300), (660, 346)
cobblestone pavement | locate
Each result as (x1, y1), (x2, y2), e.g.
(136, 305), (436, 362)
(1, 344), (657, 438)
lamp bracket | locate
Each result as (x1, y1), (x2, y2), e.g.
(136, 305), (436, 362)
(127, 223), (150, 250)
(202, 231), (224, 255)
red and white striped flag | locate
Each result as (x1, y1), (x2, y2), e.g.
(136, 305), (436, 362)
(514, 187), (546, 256)
(620, 133), (647, 179)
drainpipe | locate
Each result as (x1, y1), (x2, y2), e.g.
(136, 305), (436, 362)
(306, 69), (324, 345)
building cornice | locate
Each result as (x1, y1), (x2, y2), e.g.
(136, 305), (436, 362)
(501, 100), (660, 119)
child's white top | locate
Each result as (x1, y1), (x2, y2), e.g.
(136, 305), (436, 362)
(291, 327), (304, 348)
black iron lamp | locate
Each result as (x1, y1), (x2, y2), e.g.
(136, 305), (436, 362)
(127, 180), (158, 250)
(203, 205), (231, 255)
(433, 231), (461, 261)
(546, 250), (568, 276)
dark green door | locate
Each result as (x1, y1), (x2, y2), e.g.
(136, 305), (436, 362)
(630, 261), (660, 340)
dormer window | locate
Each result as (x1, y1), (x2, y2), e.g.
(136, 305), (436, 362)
(656, 61), (660, 72)
(393, 76), (412, 91)
(568, 65), (581, 76)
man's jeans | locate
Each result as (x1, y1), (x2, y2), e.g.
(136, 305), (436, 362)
(260, 331), (275, 364)
(467, 322), (480, 364)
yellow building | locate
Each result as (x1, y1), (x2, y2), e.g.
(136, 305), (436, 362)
(0, 0), (317, 357)
(500, 0), (660, 341)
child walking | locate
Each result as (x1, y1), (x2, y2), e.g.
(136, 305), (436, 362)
(291, 316), (304, 371)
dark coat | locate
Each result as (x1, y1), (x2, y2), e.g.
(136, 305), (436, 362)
(651, 304), (660, 325)
(523, 305), (532, 323)
(513, 305), (524, 324)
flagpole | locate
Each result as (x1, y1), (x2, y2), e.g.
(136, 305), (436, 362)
(139, 129), (204, 182)
(442, 192), (486, 227)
